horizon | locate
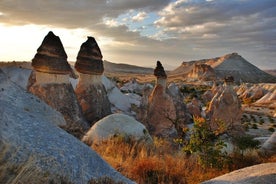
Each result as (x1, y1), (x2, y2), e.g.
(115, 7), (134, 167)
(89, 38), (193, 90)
(0, 0), (276, 70)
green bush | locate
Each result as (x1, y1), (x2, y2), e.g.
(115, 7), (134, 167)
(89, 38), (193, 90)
(183, 117), (229, 169)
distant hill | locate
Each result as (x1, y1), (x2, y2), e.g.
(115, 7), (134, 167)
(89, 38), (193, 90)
(265, 70), (276, 77)
(171, 53), (276, 83)
(103, 60), (153, 74)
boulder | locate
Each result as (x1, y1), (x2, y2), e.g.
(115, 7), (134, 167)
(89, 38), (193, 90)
(202, 163), (276, 184)
(75, 37), (111, 124)
(82, 113), (152, 145)
(0, 70), (133, 184)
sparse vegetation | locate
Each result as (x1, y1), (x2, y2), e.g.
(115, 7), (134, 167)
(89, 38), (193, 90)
(91, 116), (273, 184)
(268, 127), (275, 132)
(232, 135), (260, 156)
(252, 123), (258, 129)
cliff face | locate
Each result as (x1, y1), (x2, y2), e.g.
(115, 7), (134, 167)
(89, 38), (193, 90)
(187, 63), (216, 81)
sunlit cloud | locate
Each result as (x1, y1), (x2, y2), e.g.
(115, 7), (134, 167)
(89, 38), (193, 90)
(0, 0), (276, 69)
(132, 12), (148, 22)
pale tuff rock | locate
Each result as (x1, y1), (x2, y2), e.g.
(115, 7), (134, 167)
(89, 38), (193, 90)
(202, 163), (276, 184)
(75, 37), (111, 124)
(254, 89), (276, 109)
(261, 131), (276, 156)
(82, 113), (152, 145)
(239, 84), (267, 102)
(0, 70), (134, 184)
(206, 84), (243, 135)
(28, 31), (89, 138)
(147, 61), (177, 138)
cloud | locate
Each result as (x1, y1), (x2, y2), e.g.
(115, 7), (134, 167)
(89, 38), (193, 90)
(0, 0), (276, 69)
(132, 12), (147, 22)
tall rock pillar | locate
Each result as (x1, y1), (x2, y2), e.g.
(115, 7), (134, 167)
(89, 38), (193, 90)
(147, 61), (177, 138)
(28, 31), (89, 138)
(75, 37), (111, 125)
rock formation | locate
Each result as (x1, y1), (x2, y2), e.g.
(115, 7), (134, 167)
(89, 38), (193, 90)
(203, 163), (276, 184)
(261, 132), (276, 156)
(146, 61), (177, 138)
(187, 98), (202, 117)
(0, 69), (133, 184)
(171, 53), (276, 83)
(187, 63), (216, 81)
(75, 37), (111, 124)
(206, 79), (243, 135)
(168, 83), (191, 135)
(28, 31), (89, 138)
(82, 113), (152, 145)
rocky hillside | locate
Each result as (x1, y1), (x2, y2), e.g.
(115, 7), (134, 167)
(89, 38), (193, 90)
(171, 53), (276, 83)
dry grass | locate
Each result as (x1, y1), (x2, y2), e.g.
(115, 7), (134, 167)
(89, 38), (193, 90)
(91, 137), (231, 184)
(92, 136), (276, 184)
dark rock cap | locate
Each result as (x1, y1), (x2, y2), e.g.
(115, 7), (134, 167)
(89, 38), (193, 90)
(154, 61), (167, 79)
(75, 37), (104, 75)
(32, 31), (71, 74)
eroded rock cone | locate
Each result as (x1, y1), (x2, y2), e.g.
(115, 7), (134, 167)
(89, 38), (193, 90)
(147, 61), (177, 138)
(28, 31), (89, 138)
(75, 37), (104, 75)
(32, 31), (71, 74)
(75, 37), (111, 125)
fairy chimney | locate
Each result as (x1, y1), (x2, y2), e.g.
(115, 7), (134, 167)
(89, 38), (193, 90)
(147, 61), (177, 138)
(206, 84), (243, 135)
(75, 37), (111, 125)
(28, 31), (89, 138)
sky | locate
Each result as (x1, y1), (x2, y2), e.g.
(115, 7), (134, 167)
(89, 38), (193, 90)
(0, 0), (276, 70)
